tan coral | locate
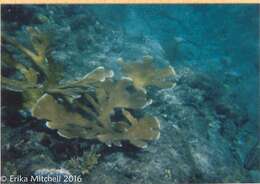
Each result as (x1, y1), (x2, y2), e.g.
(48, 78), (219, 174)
(3, 27), (49, 77)
(2, 51), (38, 84)
(97, 109), (160, 148)
(2, 27), (52, 109)
(31, 79), (159, 148)
(46, 66), (114, 102)
(94, 79), (150, 128)
(118, 55), (176, 93)
(59, 66), (114, 89)
(2, 27), (113, 110)
(32, 94), (102, 139)
(3, 27), (166, 149)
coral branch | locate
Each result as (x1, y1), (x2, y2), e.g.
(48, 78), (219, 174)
(118, 56), (176, 93)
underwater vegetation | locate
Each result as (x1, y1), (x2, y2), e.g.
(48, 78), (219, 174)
(64, 145), (101, 176)
(2, 26), (176, 148)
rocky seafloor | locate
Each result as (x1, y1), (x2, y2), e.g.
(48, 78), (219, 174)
(1, 5), (260, 183)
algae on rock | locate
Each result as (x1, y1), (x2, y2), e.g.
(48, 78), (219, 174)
(64, 146), (101, 176)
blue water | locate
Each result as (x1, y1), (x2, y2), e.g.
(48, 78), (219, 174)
(90, 4), (259, 121)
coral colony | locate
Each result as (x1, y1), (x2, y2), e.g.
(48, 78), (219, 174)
(2, 27), (176, 148)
